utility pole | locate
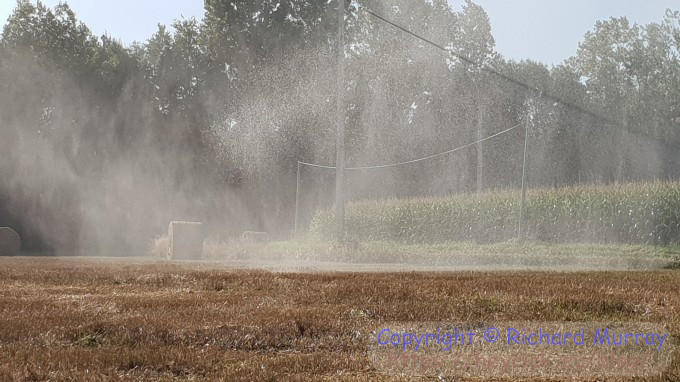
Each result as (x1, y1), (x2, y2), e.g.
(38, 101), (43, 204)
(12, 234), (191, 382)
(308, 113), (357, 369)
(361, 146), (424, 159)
(334, 0), (346, 242)
(294, 161), (301, 235)
(476, 101), (485, 193)
(518, 114), (530, 241)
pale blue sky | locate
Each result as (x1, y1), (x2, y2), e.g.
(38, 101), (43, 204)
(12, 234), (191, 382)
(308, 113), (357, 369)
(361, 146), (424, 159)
(451, 0), (679, 65)
(0, 1), (677, 65)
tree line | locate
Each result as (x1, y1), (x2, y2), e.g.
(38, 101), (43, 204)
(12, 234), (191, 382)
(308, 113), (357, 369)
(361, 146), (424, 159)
(1, 0), (679, 253)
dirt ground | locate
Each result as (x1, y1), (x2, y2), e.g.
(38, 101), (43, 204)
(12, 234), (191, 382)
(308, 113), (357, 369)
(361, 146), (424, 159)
(0, 256), (678, 381)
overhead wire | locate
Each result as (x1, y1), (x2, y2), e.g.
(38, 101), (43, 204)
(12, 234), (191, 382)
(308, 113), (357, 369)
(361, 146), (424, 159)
(359, 4), (622, 129)
(299, 121), (523, 170)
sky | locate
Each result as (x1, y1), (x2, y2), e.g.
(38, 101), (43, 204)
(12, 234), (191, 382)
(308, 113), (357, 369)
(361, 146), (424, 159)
(449, 0), (679, 66)
(0, 0), (677, 66)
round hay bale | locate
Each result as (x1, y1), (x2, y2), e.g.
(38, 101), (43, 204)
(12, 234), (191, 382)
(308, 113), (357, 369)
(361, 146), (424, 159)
(0, 227), (21, 256)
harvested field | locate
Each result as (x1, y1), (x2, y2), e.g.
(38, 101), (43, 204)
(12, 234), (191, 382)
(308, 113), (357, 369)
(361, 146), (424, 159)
(0, 257), (678, 381)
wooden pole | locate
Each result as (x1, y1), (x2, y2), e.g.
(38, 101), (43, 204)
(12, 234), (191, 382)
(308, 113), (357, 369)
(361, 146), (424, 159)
(518, 114), (530, 241)
(476, 102), (485, 193)
(294, 161), (301, 236)
(335, 0), (346, 243)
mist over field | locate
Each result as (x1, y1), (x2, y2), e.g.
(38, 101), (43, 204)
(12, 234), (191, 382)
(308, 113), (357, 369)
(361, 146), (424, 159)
(3, 2), (680, 381)
(0, 0), (679, 256)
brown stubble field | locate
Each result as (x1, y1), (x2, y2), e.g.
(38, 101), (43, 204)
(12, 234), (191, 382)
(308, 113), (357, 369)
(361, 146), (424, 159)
(0, 257), (678, 381)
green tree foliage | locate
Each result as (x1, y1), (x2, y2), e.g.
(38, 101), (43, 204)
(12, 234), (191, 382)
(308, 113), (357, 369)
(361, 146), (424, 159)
(569, 13), (680, 139)
(0, 0), (679, 251)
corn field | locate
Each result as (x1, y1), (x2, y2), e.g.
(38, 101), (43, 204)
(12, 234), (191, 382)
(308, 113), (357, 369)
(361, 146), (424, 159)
(309, 182), (680, 245)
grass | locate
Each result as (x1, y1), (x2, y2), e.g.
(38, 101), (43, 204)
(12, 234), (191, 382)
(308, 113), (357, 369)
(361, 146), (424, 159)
(148, 234), (169, 258)
(204, 238), (680, 270)
(0, 257), (678, 381)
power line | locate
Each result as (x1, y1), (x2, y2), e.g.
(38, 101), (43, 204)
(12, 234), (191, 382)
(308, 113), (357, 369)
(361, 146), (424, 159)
(299, 121), (523, 170)
(360, 6), (624, 130)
